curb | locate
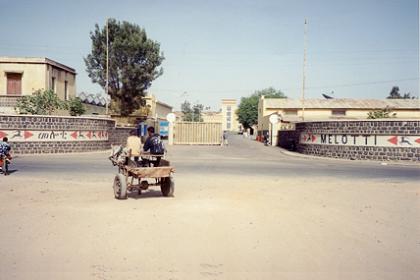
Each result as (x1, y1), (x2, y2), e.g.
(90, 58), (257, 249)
(273, 145), (420, 167)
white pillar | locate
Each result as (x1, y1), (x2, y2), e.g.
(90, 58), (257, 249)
(168, 122), (174, 146)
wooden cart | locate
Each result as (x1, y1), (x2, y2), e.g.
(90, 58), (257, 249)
(109, 152), (175, 200)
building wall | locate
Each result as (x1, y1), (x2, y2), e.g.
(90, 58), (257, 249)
(0, 63), (46, 95)
(47, 65), (76, 100)
(155, 102), (172, 120)
(202, 112), (223, 123)
(221, 99), (239, 131)
(143, 95), (172, 121)
(259, 107), (420, 134)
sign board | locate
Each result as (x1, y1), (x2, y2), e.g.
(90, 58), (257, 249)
(137, 122), (147, 137)
(269, 114), (279, 124)
(159, 121), (169, 137)
(0, 130), (108, 142)
(300, 133), (420, 147)
(166, 113), (176, 123)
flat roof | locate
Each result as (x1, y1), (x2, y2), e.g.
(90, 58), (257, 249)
(263, 98), (420, 110)
(0, 56), (76, 74)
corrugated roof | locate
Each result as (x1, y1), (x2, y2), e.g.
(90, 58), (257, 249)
(263, 98), (420, 109)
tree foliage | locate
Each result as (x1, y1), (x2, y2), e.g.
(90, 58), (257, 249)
(387, 86), (415, 99)
(367, 107), (396, 119)
(16, 89), (65, 115)
(84, 18), (164, 116)
(237, 87), (286, 128)
(66, 97), (86, 116)
(181, 100), (204, 122)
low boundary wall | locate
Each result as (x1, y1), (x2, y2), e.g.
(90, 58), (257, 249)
(0, 115), (133, 154)
(278, 120), (420, 162)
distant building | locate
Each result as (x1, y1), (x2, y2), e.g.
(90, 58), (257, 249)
(0, 56), (76, 113)
(143, 94), (173, 121)
(202, 111), (223, 123)
(221, 99), (240, 132)
(173, 99), (239, 131)
(258, 96), (420, 135)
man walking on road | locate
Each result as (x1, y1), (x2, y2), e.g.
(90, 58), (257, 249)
(223, 131), (228, 146)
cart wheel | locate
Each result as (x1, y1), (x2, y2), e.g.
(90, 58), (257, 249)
(113, 174), (128, 199)
(161, 176), (174, 197)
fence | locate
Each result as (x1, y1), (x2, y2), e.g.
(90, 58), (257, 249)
(174, 122), (222, 145)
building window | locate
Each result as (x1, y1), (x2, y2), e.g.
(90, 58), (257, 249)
(227, 116), (231, 121)
(227, 111), (231, 117)
(6, 73), (22, 95)
(226, 106), (231, 111)
(227, 123), (231, 129)
(64, 81), (68, 100)
(332, 109), (346, 116)
(51, 77), (56, 92)
(284, 109), (298, 115)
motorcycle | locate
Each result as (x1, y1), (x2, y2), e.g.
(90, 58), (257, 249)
(0, 155), (11, 176)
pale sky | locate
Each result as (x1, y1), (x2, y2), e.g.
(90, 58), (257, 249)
(0, 0), (418, 110)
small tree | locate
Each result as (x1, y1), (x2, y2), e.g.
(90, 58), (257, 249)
(66, 97), (86, 116)
(387, 86), (415, 99)
(16, 89), (65, 115)
(181, 100), (203, 122)
(237, 87), (287, 129)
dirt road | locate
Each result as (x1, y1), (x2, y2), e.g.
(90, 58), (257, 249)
(0, 136), (419, 279)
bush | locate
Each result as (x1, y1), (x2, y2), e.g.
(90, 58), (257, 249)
(66, 97), (86, 116)
(16, 89), (65, 115)
(367, 107), (396, 119)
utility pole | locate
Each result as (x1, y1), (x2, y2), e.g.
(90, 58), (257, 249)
(105, 18), (109, 115)
(301, 19), (308, 121)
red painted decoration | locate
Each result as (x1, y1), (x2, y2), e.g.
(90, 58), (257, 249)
(24, 131), (33, 139)
(0, 131), (7, 138)
(86, 131), (92, 139)
(71, 131), (78, 139)
(416, 138), (420, 144)
(388, 136), (398, 145)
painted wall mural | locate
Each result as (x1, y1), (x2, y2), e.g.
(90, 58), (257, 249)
(0, 130), (108, 142)
(300, 133), (420, 147)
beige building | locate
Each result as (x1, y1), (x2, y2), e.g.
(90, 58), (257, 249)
(221, 98), (240, 132)
(202, 111), (223, 123)
(143, 94), (173, 121)
(0, 57), (76, 113)
(173, 99), (239, 131)
(258, 96), (420, 135)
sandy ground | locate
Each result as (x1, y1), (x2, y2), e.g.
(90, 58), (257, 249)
(0, 142), (419, 279)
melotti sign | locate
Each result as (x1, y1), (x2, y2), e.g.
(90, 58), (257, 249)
(300, 133), (420, 147)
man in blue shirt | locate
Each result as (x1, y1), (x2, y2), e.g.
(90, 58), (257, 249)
(143, 127), (164, 167)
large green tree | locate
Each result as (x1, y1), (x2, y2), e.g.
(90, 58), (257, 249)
(237, 87), (286, 128)
(85, 18), (164, 116)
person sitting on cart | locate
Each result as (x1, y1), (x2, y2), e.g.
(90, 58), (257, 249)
(126, 129), (141, 163)
(143, 126), (165, 166)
